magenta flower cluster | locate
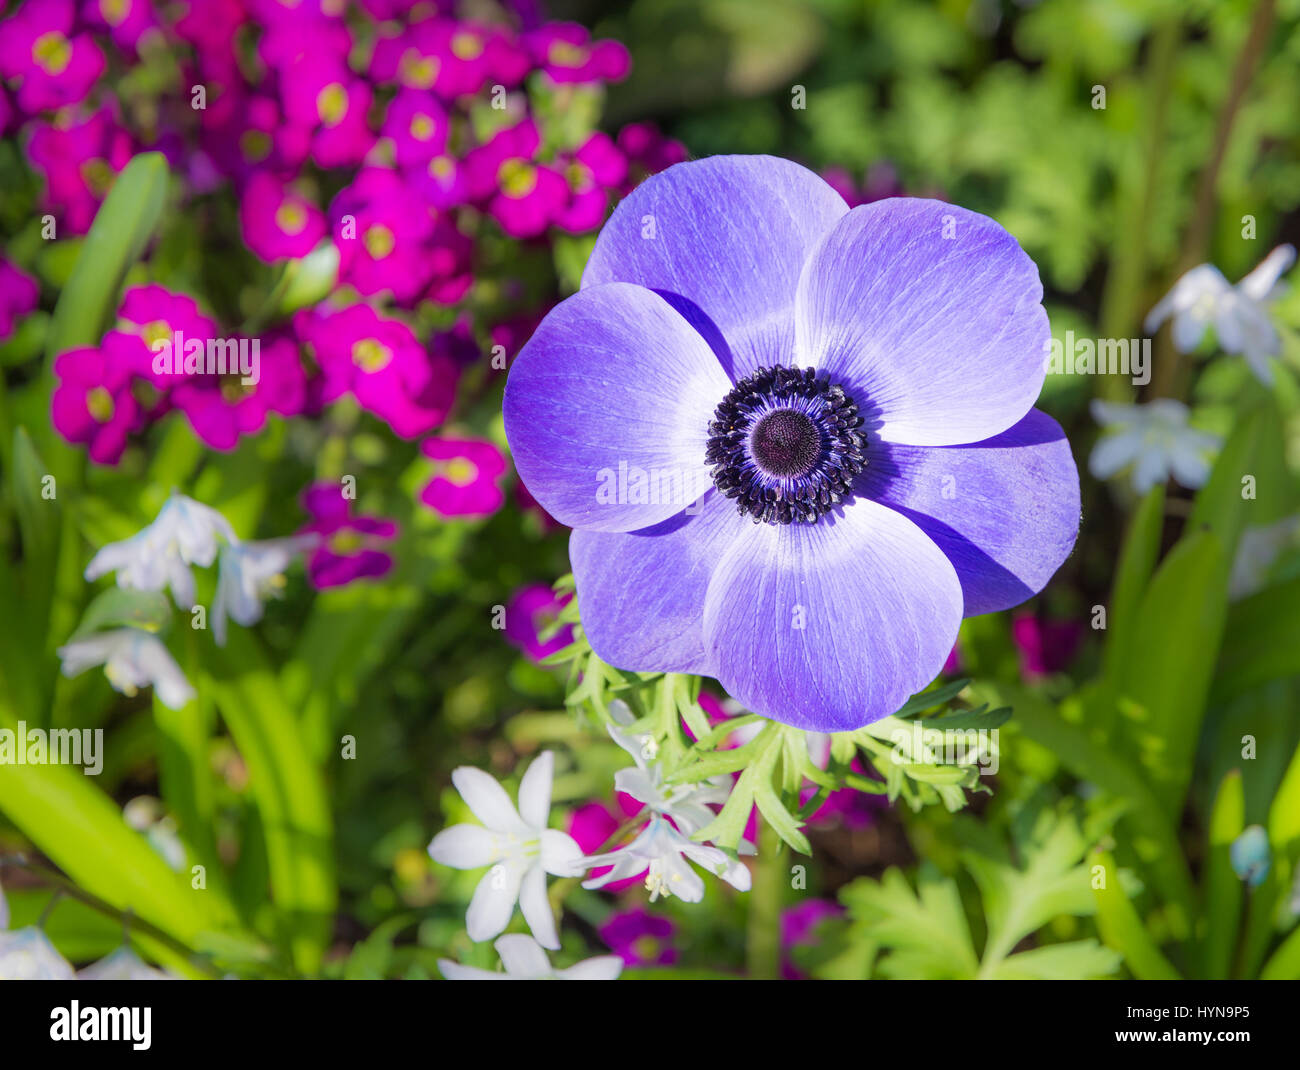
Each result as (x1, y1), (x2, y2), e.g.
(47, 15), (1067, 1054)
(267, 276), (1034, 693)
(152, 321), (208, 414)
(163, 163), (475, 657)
(3, 0), (686, 591)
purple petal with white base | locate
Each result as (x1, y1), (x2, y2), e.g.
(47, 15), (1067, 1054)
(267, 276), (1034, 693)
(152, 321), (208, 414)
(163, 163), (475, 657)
(582, 155), (848, 378)
(860, 409), (1080, 617)
(505, 282), (728, 532)
(795, 199), (1049, 446)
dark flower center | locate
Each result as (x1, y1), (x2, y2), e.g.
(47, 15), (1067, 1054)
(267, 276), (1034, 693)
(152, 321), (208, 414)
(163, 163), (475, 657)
(706, 365), (867, 526)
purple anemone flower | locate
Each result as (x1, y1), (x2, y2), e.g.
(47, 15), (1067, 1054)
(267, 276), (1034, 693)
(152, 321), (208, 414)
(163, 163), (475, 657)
(503, 156), (1080, 731)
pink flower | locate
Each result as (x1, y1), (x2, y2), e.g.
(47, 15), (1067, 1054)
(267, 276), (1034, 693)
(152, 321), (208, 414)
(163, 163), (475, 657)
(171, 336), (309, 450)
(255, 4), (351, 73)
(599, 908), (677, 968)
(0, 0), (106, 114)
(780, 900), (843, 979)
(112, 283), (218, 385)
(172, 0), (246, 54)
(615, 123), (687, 195)
(281, 56), (374, 169)
(554, 131), (627, 233)
(296, 303), (457, 438)
(298, 482), (397, 588)
(332, 168), (435, 302)
(463, 119), (567, 238)
(80, 0), (162, 53)
(418, 436), (507, 518)
(523, 23), (629, 85)
(566, 797), (644, 893)
(239, 172), (327, 262)
(503, 584), (573, 662)
(202, 92), (310, 183)
(0, 259), (39, 341)
(1011, 612), (1083, 678)
(381, 89), (449, 168)
(51, 335), (141, 465)
(370, 17), (529, 99)
(26, 110), (133, 235)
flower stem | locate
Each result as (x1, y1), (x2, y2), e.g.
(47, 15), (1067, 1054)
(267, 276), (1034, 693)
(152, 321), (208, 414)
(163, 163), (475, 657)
(745, 818), (785, 979)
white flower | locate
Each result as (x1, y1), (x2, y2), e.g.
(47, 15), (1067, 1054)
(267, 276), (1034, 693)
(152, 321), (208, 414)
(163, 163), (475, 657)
(1145, 245), (1296, 385)
(427, 752), (582, 949)
(0, 928), (75, 980)
(438, 933), (621, 980)
(607, 722), (730, 837)
(79, 947), (171, 980)
(57, 628), (195, 710)
(85, 493), (238, 609)
(1089, 399), (1221, 493)
(213, 535), (316, 646)
(580, 815), (752, 903)
(1230, 515), (1300, 601)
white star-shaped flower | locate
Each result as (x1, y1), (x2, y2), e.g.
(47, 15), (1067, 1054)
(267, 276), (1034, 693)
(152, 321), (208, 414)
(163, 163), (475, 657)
(79, 947), (172, 980)
(213, 535), (316, 646)
(438, 933), (621, 980)
(1145, 244), (1295, 385)
(607, 722), (730, 837)
(580, 815), (752, 903)
(428, 751), (583, 949)
(57, 628), (196, 710)
(1089, 399), (1221, 494)
(85, 492), (238, 609)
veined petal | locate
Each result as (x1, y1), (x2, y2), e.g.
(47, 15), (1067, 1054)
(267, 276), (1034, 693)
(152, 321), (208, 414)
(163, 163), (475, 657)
(428, 824), (502, 870)
(505, 283), (730, 532)
(794, 199), (1050, 446)
(451, 766), (528, 835)
(860, 410), (1080, 617)
(569, 490), (747, 675)
(581, 155), (848, 380)
(703, 496), (963, 731)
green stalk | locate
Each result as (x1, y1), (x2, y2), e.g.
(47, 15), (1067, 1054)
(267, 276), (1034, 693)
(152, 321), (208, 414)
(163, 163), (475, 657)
(745, 818), (785, 979)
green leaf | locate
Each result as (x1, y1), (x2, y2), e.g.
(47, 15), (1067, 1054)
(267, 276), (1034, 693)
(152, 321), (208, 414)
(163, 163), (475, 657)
(1199, 769), (1245, 979)
(205, 629), (336, 975)
(1212, 576), (1300, 703)
(1091, 847), (1180, 979)
(1102, 484), (1164, 684)
(1110, 529), (1229, 816)
(43, 152), (170, 364)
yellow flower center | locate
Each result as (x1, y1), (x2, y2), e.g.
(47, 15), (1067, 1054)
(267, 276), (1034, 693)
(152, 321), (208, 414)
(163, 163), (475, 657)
(363, 224), (395, 259)
(141, 320), (171, 348)
(547, 41), (587, 69)
(240, 129), (272, 162)
(632, 936), (660, 961)
(442, 457), (478, 487)
(409, 113), (436, 142)
(329, 530), (364, 554)
(32, 32), (72, 76)
(428, 155), (454, 180)
(101, 0), (131, 26)
(498, 159), (538, 198)
(352, 338), (393, 372)
(275, 201), (308, 235)
(451, 32), (483, 60)
(316, 83), (348, 127)
(399, 49), (439, 88)
(87, 386), (115, 424)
